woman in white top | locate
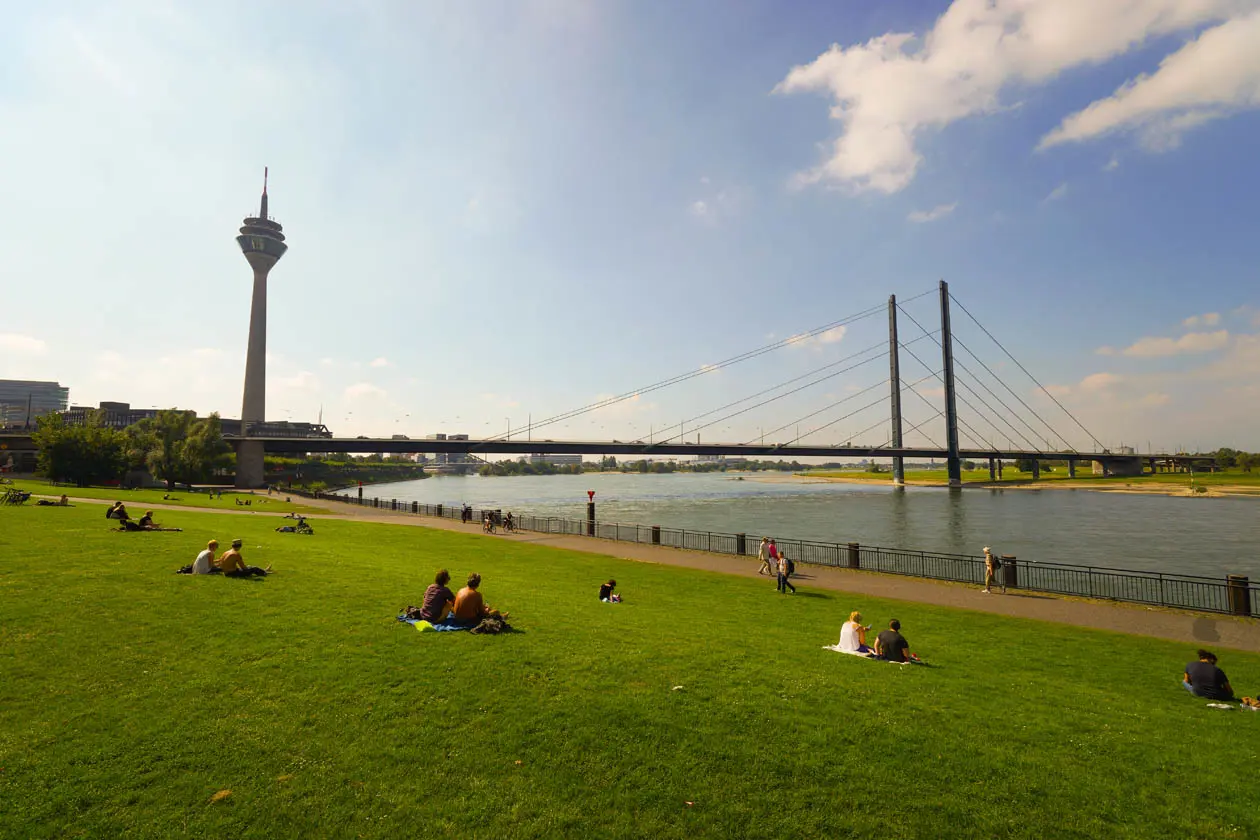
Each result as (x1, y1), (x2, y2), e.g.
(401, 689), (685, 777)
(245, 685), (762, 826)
(191, 540), (220, 575)
(837, 610), (874, 655)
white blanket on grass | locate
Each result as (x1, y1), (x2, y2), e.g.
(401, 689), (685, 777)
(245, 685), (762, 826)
(822, 645), (910, 664)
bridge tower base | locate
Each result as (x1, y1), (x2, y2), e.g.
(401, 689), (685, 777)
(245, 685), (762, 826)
(235, 440), (266, 489)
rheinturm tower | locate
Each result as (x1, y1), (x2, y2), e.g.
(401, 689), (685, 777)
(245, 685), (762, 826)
(234, 168), (287, 488)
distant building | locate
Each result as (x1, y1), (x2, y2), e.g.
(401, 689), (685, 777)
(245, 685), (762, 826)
(61, 402), (165, 429)
(57, 402), (331, 437)
(428, 433), (471, 466)
(530, 453), (584, 467)
(0, 380), (69, 428)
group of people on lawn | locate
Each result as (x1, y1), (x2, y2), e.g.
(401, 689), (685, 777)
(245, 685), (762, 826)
(756, 536), (796, 594)
(188, 539), (271, 577)
(834, 611), (917, 663)
(416, 570), (507, 628)
(107, 502), (181, 532)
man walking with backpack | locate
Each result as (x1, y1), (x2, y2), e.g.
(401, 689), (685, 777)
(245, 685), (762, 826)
(982, 546), (1004, 594)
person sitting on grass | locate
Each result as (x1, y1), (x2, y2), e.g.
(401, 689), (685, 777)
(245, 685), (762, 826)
(420, 569), (456, 623)
(599, 579), (621, 602)
(837, 611), (874, 655)
(1183, 649), (1234, 700)
(37, 494), (71, 506)
(218, 539), (271, 578)
(874, 619), (917, 663)
(107, 501), (127, 520)
(191, 540), (222, 575)
(451, 573), (507, 627)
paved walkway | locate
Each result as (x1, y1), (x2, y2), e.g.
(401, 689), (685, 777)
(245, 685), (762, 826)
(54, 492), (1260, 653)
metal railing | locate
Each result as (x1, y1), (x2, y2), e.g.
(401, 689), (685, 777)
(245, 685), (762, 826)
(294, 490), (1259, 617)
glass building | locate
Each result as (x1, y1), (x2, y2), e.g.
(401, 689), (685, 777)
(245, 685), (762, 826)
(0, 380), (69, 428)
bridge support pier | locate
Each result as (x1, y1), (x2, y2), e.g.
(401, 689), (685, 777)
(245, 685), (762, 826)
(234, 439), (266, 489)
(997, 459), (1003, 480)
(1031, 460), (1041, 480)
(988, 458), (996, 482)
(1068, 459), (1076, 479)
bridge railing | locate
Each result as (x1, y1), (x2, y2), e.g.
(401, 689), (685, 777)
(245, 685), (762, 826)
(303, 490), (1258, 617)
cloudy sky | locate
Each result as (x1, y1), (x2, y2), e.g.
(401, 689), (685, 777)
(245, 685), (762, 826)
(2, 0), (1258, 453)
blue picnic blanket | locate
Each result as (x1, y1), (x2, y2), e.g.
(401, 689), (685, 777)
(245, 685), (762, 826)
(397, 614), (469, 632)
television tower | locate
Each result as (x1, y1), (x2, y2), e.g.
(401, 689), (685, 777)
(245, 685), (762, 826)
(234, 168), (287, 488)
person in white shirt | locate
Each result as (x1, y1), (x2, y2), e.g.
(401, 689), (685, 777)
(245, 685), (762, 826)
(837, 610), (874, 655)
(191, 540), (220, 575)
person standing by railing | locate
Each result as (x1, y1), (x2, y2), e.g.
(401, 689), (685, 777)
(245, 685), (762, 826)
(982, 547), (1004, 594)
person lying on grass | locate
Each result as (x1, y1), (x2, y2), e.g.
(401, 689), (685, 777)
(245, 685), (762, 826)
(1183, 649), (1234, 701)
(837, 611), (874, 655)
(599, 579), (621, 602)
(218, 539), (271, 578)
(191, 540), (222, 575)
(36, 495), (71, 506)
(873, 619), (920, 663)
(450, 573), (507, 627)
(419, 569), (456, 623)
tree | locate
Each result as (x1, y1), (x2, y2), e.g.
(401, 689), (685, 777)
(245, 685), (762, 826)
(127, 411), (231, 488)
(32, 412), (128, 486)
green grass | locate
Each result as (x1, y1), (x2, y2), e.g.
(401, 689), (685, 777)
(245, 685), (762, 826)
(2, 506), (1258, 839)
(6, 478), (323, 513)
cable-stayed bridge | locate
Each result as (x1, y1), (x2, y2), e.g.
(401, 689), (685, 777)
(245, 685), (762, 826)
(236, 282), (1207, 486)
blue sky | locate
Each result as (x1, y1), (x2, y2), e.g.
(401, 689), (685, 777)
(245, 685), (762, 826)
(2, 0), (1258, 452)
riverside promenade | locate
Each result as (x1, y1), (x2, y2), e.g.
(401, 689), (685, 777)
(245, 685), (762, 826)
(50, 491), (1260, 653)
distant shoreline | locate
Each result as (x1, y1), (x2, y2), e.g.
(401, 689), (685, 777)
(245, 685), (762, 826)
(758, 472), (1260, 498)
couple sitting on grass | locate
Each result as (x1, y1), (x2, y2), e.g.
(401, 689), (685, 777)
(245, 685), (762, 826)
(186, 539), (271, 577)
(834, 611), (920, 663)
(108, 502), (182, 532)
(416, 570), (508, 629)
(1182, 649), (1259, 709)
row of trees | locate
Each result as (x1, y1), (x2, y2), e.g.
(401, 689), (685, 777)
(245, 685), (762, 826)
(32, 410), (230, 487)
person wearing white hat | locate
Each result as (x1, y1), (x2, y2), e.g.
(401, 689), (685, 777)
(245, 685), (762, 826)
(982, 546), (1003, 594)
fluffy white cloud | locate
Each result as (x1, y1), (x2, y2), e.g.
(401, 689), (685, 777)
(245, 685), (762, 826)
(369, 357), (390, 368)
(817, 326), (847, 344)
(689, 200), (708, 217)
(1122, 330), (1230, 357)
(1040, 10), (1260, 150)
(907, 202), (957, 223)
(1183, 312), (1221, 329)
(0, 333), (48, 354)
(1079, 372), (1123, 392)
(775, 0), (1248, 192)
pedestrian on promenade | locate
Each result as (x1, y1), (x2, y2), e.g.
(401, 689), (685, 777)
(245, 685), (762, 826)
(757, 537), (772, 576)
(982, 547), (1004, 594)
(776, 548), (796, 595)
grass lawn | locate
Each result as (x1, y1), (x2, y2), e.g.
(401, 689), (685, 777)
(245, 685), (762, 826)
(2, 506), (1258, 839)
(5, 478), (323, 514)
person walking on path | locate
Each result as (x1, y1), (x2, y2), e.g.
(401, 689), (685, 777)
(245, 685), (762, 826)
(757, 537), (772, 576)
(776, 548), (796, 594)
(982, 547), (1004, 594)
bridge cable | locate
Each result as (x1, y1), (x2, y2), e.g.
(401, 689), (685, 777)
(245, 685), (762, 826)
(951, 335), (1077, 451)
(841, 372), (948, 449)
(949, 292), (1106, 451)
(896, 303), (1049, 452)
(489, 298), (901, 440)
(754, 376), (893, 444)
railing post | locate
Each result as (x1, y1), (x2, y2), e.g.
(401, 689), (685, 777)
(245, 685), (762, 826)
(1227, 575), (1251, 617)
(436, 503), (443, 517)
(652, 525), (661, 545)
(847, 542), (860, 569)
(736, 533), (747, 556)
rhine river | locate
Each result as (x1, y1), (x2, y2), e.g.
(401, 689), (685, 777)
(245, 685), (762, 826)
(337, 473), (1260, 580)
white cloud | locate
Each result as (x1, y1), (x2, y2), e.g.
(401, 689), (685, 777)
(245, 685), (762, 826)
(369, 357), (390, 368)
(345, 382), (387, 400)
(1040, 10), (1260, 150)
(0, 333), (48, 354)
(1080, 372), (1123, 392)
(817, 325), (847, 344)
(1095, 345), (1117, 356)
(907, 202), (957, 223)
(1183, 312), (1221, 329)
(775, 0), (1246, 192)
(1043, 183), (1069, 203)
(1139, 392), (1171, 406)
(1103, 155), (1121, 172)
(1122, 330), (1230, 357)
(689, 200), (708, 217)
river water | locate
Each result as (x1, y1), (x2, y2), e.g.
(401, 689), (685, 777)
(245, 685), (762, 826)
(337, 473), (1260, 580)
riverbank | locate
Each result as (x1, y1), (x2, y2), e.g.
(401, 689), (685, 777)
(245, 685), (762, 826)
(779, 471), (1260, 498)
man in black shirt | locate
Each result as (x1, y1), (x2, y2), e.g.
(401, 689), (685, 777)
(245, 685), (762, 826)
(1183, 649), (1234, 700)
(875, 619), (910, 663)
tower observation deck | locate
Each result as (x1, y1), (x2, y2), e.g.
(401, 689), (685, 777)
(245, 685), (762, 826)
(234, 168), (288, 488)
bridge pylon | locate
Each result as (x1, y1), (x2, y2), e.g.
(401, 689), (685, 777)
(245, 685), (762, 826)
(888, 295), (904, 485)
(938, 280), (962, 487)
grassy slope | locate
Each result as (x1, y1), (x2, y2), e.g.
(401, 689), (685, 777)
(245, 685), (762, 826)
(6, 478), (323, 514)
(2, 506), (1257, 839)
